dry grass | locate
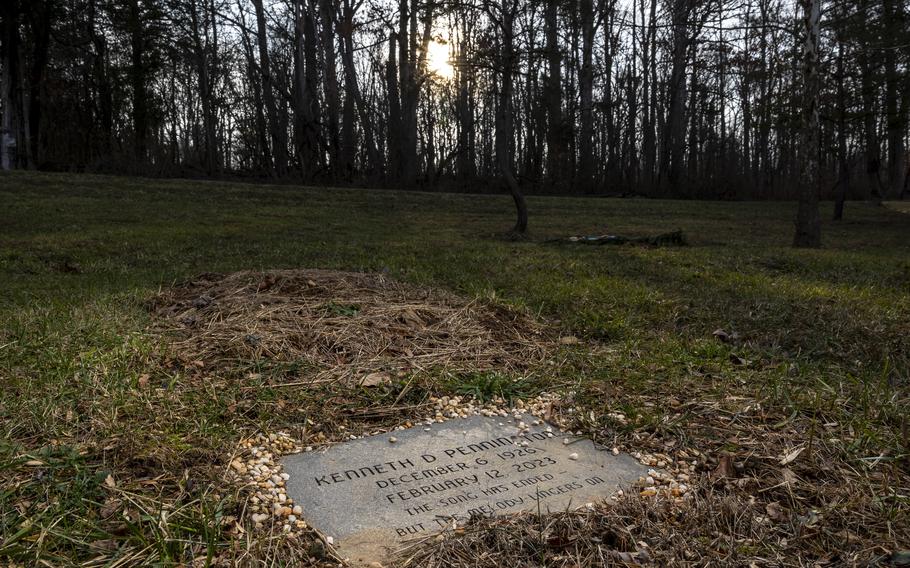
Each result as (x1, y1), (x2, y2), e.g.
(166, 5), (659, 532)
(395, 490), (903, 567)
(393, 364), (910, 567)
(149, 270), (552, 382)
(3, 173), (908, 567)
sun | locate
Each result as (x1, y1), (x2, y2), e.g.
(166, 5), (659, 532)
(426, 41), (454, 79)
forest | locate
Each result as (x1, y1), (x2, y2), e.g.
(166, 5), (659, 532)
(0, 0), (908, 204)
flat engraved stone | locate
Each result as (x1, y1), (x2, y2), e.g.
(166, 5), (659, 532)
(283, 414), (646, 565)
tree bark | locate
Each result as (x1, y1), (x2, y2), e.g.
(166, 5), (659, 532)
(455, 21), (476, 180)
(578, 0), (595, 191)
(662, 0), (691, 195)
(293, 0), (320, 179)
(833, 29), (849, 220)
(858, 0), (883, 204)
(88, 0), (113, 158)
(321, 0), (340, 178)
(127, 0), (148, 163)
(793, 0), (821, 248)
(339, 0), (379, 177)
(253, 0), (288, 176)
(189, 0), (217, 174)
(642, 0), (658, 190)
(883, 0), (907, 198)
(386, 32), (403, 181)
(237, 5), (270, 172)
(544, 0), (565, 186)
(0, 0), (24, 170)
(25, 0), (51, 169)
(493, 0), (527, 233)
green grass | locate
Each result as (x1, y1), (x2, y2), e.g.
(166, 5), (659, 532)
(1, 170), (908, 565)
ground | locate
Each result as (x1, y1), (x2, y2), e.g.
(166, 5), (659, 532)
(0, 171), (908, 566)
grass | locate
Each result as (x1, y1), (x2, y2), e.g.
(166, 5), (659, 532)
(1, 170), (908, 566)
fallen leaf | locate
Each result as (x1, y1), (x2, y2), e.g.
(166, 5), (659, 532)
(359, 372), (391, 387)
(399, 308), (425, 329)
(766, 501), (788, 522)
(712, 454), (736, 479)
(137, 374), (150, 388)
(836, 529), (861, 544)
(559, 336), (580, 345)
(799, 509), (820, 528)
(24, 460), (44, 467)
(712, 329), (730, 342)
(779, 446), (805, 466)
(729, 353), (749, 365)
(781, 467), (799, 486)
(104, 474), (116, 488)
(90, 539), (119, 552)
(100, 499), (120, 519)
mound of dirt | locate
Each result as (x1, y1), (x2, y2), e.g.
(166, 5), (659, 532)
(149, 270), (552, 381)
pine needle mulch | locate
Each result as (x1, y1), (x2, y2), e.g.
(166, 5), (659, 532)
(148, 269), (553, 383)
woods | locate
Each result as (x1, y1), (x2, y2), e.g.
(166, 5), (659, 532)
(0, 0), (907, 202)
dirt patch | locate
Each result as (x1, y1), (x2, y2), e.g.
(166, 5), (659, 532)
(149, 270), (552, 381)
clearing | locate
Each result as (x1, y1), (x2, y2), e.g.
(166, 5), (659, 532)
(1, 171), (908, 566)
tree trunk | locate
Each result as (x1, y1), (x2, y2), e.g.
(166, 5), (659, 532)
(386, 32), (403, 181)
(25, 0), (51, 169)
(127, 0), (147, 163)
(455, 24), (476, 180)
(544, 0), (564, 186)
(253, 0), (288, 176)
(833, 32), (849, 220)
(88, 0), (112, 158)
(321, 0), (340, 178)
(662, 0), (690, 195)
(396, 0), (415, 185)
(578, 0), (595, 191)
(494, 0), (527, 233)
(642, 0), (658, 190)
(793, 0), (821, 248)
(604, 5), (617, 183)
(858, 0), (883, 204)
(189, 0), (217, 174)
(883, 0), (907, 199)
(757, 0), (771, 191)
(293, 0), (320, 179)
(237, 7), (270, 172)
(626, 3), (638, 189)
(339, 0), (379, 177)
(0, 0), (24, 170)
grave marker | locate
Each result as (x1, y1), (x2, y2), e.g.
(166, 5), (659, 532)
(283, 414), (645, 565)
